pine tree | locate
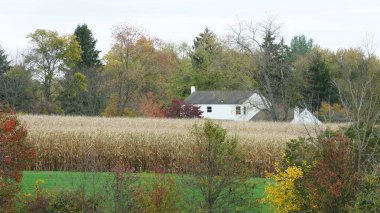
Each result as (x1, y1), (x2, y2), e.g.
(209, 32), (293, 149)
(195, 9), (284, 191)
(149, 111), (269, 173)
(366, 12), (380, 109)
(190, 27), (219, 71)
(290, 35), (313, 57)
(58, 24), (105, 115)
(188, 28), (223, 90)
(74, 24), (101, 68)
(305, 52), (337, 111)
(0, 46), (11, 76)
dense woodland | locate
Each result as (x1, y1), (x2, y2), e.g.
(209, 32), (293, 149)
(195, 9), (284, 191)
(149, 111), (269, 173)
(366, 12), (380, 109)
(1, 21), (379, 121)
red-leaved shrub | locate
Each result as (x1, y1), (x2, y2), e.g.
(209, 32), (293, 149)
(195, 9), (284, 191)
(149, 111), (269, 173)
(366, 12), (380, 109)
(0, 108), (35, 210)
(164, 99), (202, 118)
(306, 135), (360, 212)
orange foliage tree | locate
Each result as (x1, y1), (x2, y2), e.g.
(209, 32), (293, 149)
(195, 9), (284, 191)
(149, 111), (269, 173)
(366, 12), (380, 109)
(140, 92), (165, 117)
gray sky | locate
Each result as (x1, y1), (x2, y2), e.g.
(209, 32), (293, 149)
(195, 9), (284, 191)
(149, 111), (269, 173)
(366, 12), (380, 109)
(2, 0), (380, 58)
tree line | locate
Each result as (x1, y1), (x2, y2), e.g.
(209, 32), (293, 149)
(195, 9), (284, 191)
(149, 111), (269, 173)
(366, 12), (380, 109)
(1, 20), (379, 121)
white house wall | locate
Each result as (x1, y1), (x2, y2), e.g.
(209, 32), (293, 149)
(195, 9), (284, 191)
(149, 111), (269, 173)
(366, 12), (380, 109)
(244, 93), (267, 109)
(197, 104), (260, 121)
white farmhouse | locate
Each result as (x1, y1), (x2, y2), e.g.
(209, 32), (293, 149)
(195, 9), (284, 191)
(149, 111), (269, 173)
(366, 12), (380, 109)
(184, 86), (266, 121)
(185, 86), (323, 124)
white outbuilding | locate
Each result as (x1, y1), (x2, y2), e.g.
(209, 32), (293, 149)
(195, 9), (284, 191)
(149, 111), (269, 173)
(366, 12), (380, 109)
(291, 107), (322, 125)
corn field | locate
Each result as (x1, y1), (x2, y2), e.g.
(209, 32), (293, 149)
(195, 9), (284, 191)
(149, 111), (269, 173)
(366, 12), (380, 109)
(20, 115), (340, 177)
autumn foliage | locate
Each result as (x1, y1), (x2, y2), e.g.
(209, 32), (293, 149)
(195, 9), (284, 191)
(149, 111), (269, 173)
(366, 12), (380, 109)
(306, 135), (360, 212)
(140, 92), (165, 118)
(263, 164), (307, 213)
(164, 99), (202, 118)
(0, 108), (35, 210)
(264, 133), (361, 212)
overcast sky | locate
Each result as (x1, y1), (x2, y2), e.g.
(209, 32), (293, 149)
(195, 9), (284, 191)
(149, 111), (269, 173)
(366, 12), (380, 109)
(2, 0), (380, 58)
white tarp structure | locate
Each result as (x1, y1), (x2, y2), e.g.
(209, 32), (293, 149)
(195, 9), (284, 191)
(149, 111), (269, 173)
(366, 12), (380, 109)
(291, 107), (322, 125)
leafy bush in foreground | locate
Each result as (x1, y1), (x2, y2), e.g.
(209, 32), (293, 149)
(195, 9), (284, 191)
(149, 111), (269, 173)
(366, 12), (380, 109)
(264, 133), (361, 212)
(0, 108), (35, 211)
(24, 179), (100, 212)
(186, 120), (253, 212)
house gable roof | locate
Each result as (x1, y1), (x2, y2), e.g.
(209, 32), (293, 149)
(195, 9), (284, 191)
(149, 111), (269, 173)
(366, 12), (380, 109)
(185, 90), (254, 105)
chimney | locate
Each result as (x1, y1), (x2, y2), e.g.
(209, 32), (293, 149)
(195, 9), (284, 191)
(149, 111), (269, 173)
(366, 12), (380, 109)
(191, 86), (196, 94)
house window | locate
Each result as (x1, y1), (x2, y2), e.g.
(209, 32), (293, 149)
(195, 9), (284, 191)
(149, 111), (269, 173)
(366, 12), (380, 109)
(243, 106), (247, 115)
(207, 106), (212, 113)
(236, 106), (241, 115)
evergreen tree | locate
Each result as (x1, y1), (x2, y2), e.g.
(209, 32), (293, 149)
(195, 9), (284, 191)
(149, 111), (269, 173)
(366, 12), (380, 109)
(188, 27), (223, 90)
(256, 29), (295, 120)
(59, 24), (105, 115)
(190, 27), (219, 71)
(74, 24), (101, 68)
(290, 35), (313, 58)
(0, 46), (11, 76)
(304, 51), (337, 111)
(0, 65), (35, 112)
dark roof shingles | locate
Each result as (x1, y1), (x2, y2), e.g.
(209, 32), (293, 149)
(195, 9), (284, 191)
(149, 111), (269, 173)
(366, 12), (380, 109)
(184, 91), (254, 104)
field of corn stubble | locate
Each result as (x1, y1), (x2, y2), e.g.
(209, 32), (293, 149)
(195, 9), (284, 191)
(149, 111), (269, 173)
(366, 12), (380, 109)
(20, 115), (340, 177)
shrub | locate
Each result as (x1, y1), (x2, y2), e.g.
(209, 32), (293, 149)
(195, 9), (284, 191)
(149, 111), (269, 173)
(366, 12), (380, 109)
(0, 107), (35, 210)
(306, 135), (360, 212)
(264, 137), (318, 213)
(25, 180), (100, 212)
(132, 169), (181, 212)
(165, 99), (202, 118)
(24, 179), (49, 212)
(351, 174), (380, 212)
(186, 120), (250, 212)
(103, 163), (181, 213)
(49, 190), (100, 212)
(263, 163), (309, 213)
(264, 133), (361, 212)
(107, 160), (137, 213)
(281, 137), (318, 170)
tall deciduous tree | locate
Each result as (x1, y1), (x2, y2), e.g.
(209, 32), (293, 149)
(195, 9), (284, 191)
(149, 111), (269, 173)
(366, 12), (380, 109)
(333, 47), (380, 173)
(103, 24), (145, 116)
(25, 29), (81, 113)
(104, 24), (177, 116)
(232, 20), (295, 121)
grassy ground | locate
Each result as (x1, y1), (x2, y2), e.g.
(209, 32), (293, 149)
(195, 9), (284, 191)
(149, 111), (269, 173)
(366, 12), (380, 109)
(21, 171), (110, 195)
(21, 171), (270, 212)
